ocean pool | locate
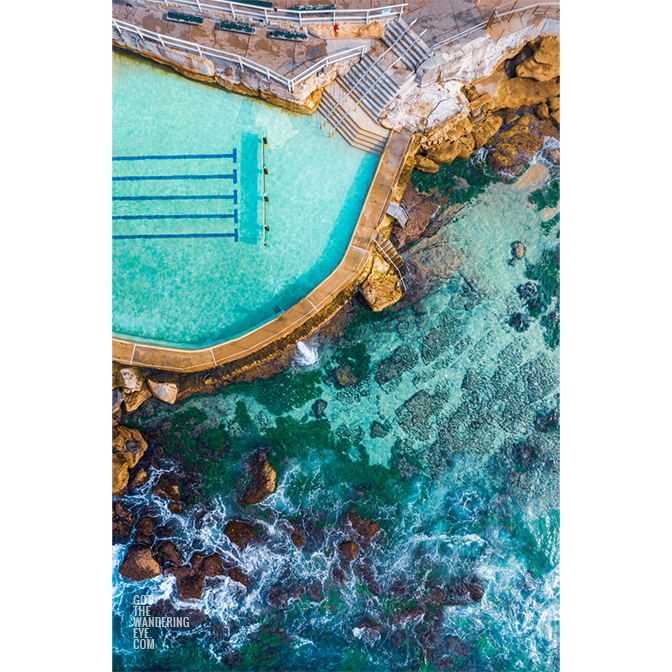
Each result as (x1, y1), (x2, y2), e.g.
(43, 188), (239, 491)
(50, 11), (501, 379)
(113, 50), (379, 348)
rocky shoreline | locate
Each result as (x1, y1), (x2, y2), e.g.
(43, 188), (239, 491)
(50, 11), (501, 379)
(113, 31), (559, 638)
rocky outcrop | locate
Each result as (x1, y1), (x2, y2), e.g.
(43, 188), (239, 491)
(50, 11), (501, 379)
(414, 155), (440, 174)
(135, 516), (155, 546)
(333, 363), (359, 388)
(227, 567), (249, 588)
(471, 114), (503, 150)
(112, 426), (148, 497)
(338, 540), (358, 562)
(124, 384), (152, 413)
(359, 254), (403, 312)
(515, 36), (559, 82)
(241, 450), (277, 506)
(128, 468), (149, 493)
(345, 513), (381, 542)
(492, 77), (559, 111)
(444, 578), (485, 605)
(155, 541), (183, 569)
(147, 380), (179, 404)
(119, 545), (161, 581)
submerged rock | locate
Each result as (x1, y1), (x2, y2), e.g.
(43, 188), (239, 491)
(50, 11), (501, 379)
(128, 468), (149, 493)
(509, 313), (529, 332)
(224, 520), (257, 550)
(535, 409), (560, 432)
(444, 578), (485, 605)
(370, 420), (389, 438)
(267, 585), (288, 608)
(333, 363), (359, 388)
(119, 545), (161, 581)
(241, 450), (277, 506)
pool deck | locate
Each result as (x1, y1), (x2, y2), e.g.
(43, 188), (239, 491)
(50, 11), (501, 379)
(112, 127), (414, 372)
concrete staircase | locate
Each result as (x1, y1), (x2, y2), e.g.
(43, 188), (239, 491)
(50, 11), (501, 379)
(318, 79), (390, 155)
(318, 17), (431, 154)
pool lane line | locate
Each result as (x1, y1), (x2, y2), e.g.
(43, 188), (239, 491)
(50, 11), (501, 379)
(113, 149), (237, 162)
(113, 192), (238, 204)
(113, 230), (239, 242)
(113, 211), (238, 223)
(113, 171), (237, 183)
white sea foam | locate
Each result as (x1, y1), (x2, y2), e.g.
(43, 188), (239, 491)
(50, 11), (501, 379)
(294, 340), (319, 368)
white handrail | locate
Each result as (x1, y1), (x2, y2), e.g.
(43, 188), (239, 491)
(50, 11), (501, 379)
(112, 18), (367, 92)
(426, 2), (559, 56)
(130, 0), (407, 26)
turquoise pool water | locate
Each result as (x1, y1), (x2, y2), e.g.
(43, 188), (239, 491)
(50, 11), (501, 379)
(113, 51), (379, 348)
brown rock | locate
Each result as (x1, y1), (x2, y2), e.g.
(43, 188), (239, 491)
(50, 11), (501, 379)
(241, 451), (277, 506)
(113, 426), (148, 497)
(338, 540), (358, 562)
(550, 109), (560, 126)
(493, 77), (559, 110)
(535, 102), (549, 119)
(512, 241), (526, 259)
(227, 567), (249, 588)
(147, 380), (178, 404)
(113, 501), (136, 525)
(414, 154), (440, 174)
(516, 36), (559, 81)
(169, 502), (185, 514)
(267, 585), (288, 608)
(152, 473), (180, 501)
(426, 135), (472, 165)
(128, 468), (149, 493)
(155, 541), (183, 568)
(203, 553), (225, 577)
(224, 520), (256, 550)
(189, 552), (205, 571)
(290, 531), (305, 548)
(119, 545), (161, 581)
(548, 96), (560, 112)
(166, 566), (206, 600)
(444, 578), (485, 605)
(471, 115), (503, 150)
(346, 513), (381, 541)
(136, 516), (155, 537)
(359, 254), (403, 312)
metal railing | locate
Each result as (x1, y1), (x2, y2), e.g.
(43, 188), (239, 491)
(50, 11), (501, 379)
(131, 0), (406, 26)
(112, 18), (367, 92)
(426, 2), (559, 57)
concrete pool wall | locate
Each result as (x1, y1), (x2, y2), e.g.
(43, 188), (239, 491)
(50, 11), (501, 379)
(112, 128), (415, 373)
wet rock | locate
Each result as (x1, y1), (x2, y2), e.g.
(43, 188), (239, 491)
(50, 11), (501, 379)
(147, 380), (178, 404)
(333, 363), (359, 387)
(391, 606), (424, 624)
(311, 398), (327, 419)
(119, 545), (161, 581)
(114, 501), (136, 525)
(112, 426), (148, 497)
(307, 582), (323, 602)
(512, 241), (526, 259)
(203, 553), (225, 577)
(290, 530), (305, 548)
(112, 388), (125, 414)
(227, 567), (249, 588)
(355, 616), (382, 635)
(189, 552), (205, 571)
(224, 520), (257, 550)
(389, 579), (408, 596)
(535, 102), (550, 119)
(345, 513), (381, 542)
(471, 114), (503, 149)
(166, 566), (206, 601)
(397, 390), (443, 433)
(338, 540), (358, 562)
(267, 585), (288, 608)
(128, 468), (149, 493)
(444, 635), (471, 657)
(332, 566), (346, 583)
(444, 578), (485, 605)
(152, 473), (180, 501)
(354, 563), (381, 596)
(535, 408), (559, 432)
(169, 502), (185, 514)
(116, 366), (144, 394)
(154, 541), (183, 569)
(509, 313), (529, 332)
(135, 516), (155, 546)
(112, 517), (131, 538)
(370, 420), (389, 438)
(241, 450), (277, 506)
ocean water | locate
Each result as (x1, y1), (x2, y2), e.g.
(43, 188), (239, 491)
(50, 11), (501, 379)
(113, 154), (560, 671)
(112, 50), (378, 347)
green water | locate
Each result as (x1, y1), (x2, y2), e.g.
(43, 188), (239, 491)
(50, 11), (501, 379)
(112, 50), (379, 347)
(113, 156), (560, 671)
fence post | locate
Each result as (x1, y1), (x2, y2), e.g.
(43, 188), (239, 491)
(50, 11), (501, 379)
(196, 44), (203, 57)
(507, 0), (518, 23)
(231, 2), (236, 20)
(264, 8), (268, 24)
(195, 0), (202, 11)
